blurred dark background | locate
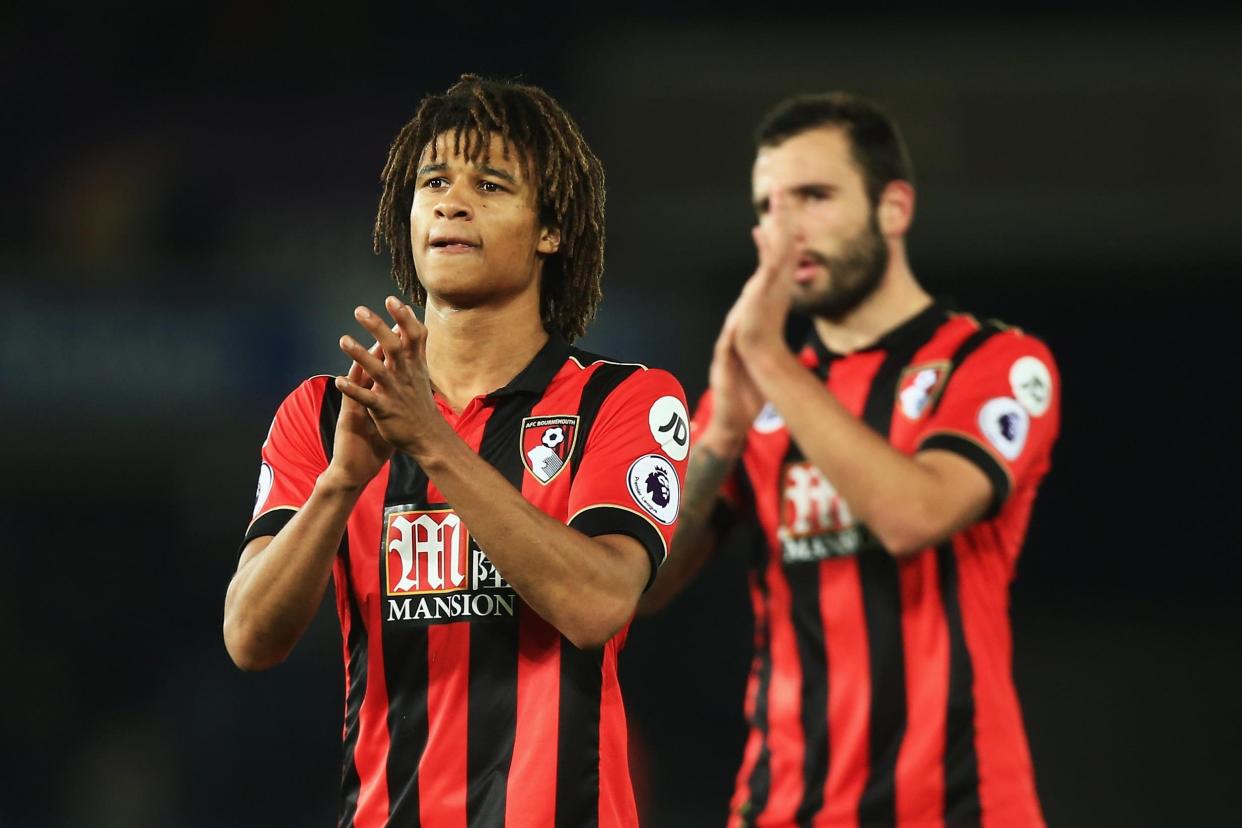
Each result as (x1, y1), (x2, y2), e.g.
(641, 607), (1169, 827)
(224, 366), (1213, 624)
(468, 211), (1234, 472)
(3, 4), (1240, 826)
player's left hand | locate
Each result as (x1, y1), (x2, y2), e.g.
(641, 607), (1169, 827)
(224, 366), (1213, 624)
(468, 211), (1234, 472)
(730, 190), (798, 361)
(335, 296), (452, 458)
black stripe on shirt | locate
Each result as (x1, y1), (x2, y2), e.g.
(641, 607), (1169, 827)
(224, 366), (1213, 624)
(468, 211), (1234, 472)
(739, 556), (773, 826)
(555, 642), (604, 828)
(856, 337), (927, 826)
(925, 322), (1003, 420)
(382, 455), (431, 827)
(338, 535), (368, 828)
(782, 437), (830, 828)
(552, 359), (640, 827)
(464, 394), (535, 828)
(318, 381), (342, 461)
(566, 359), (642, 478)
(937, 542), (981, 827)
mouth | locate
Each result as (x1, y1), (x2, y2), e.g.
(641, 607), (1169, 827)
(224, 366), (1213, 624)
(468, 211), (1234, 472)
(429, 236), (480, 254)
(794, 253), (825, 284)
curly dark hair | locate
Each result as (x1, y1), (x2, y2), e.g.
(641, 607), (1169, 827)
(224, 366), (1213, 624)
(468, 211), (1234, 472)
(374, 74), (606, 342)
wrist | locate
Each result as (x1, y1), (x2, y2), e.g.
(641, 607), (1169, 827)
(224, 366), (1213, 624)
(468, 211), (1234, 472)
(739, 339), (796, 377)
(698, 421), (748, 460)
(316, 467), (369, 500)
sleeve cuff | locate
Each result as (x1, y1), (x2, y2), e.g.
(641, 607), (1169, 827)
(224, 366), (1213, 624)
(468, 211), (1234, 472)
(569, 505), (667, 591)
(918, 433), (1011, 519)
(239, 508), (297, 555)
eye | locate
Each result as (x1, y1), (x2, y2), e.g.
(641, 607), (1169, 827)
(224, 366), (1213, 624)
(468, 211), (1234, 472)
(479, 180), (504, 193)
(424, 176), (448, 189)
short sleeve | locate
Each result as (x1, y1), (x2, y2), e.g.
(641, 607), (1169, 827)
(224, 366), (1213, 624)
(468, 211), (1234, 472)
(240, 376), (333, 550)
(567, 368), (691, 587)
(916, 332), (1060, 518)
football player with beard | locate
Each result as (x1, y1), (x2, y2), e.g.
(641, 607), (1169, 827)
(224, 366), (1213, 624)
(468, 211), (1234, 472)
(642, 93), (1059, 828)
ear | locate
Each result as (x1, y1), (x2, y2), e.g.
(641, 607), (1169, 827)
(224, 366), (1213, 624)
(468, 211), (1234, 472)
(876, 180), (915, 237)
(537, 225), (561, 255)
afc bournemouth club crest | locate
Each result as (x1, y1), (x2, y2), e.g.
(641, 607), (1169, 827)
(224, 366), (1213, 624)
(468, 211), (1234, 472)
(896, 360), (950, 420)
(521, 415), (579, 484)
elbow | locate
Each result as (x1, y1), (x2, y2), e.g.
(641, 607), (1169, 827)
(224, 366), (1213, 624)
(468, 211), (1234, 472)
(223, 617), (289, 672)
(562, 598), (636, 651)
(867, 505), (948, 559)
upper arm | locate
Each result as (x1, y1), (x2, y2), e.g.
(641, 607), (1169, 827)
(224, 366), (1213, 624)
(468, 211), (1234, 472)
(238, 377), (334, 557)
(567, 368), (692, 589)
(911, 449), (994, 535)
(592, 533), (651, 598)
(916, 331), (1061, 519)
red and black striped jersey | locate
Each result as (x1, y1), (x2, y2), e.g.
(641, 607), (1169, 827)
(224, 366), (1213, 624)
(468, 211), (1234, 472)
(694, 303), (1058, 828)
(241, 333), (690, 828)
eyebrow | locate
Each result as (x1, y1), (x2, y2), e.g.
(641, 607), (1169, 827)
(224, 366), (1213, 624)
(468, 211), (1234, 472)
(415, 162), (518, 185)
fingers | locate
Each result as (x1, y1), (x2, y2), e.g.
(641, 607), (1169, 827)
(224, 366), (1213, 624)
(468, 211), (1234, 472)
(353, 304), (404, 360)
(340, 333), (388, 380)
(385, 296), (426, 355)
(335, 373), (382, 409)
(753, 191), (798, 288)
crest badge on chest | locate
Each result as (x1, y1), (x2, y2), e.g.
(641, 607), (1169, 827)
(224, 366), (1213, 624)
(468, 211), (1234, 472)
(521, 415), (580, 484)
(896, 360), (951, 420)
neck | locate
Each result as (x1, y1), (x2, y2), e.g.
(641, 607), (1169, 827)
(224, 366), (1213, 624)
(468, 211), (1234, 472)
(423, 287), (549, 412)
(812, 246), (932, 354)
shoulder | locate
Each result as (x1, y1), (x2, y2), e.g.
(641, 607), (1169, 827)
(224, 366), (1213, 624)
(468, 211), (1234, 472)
(937, 316), (1060, 420)
(946, 313), (1058, 373)
(563, 349), (686, 402)
(276, 374), (336, 413)
(267, 375), (339, 437)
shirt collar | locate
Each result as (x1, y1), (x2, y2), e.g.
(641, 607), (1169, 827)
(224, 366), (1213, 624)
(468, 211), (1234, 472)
(806, 300), (950, 365)
(486, 330), (572, 399)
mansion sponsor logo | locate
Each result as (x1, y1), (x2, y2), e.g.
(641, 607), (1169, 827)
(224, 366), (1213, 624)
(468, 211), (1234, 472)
(779, 462), (878, 563)
(383, 507), (516, 626)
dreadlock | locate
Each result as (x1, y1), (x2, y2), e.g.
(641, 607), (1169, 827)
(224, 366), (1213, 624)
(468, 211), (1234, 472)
(374, 74), (606, 342)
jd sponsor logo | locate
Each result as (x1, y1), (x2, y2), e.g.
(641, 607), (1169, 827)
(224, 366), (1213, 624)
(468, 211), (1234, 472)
(1009, 356), (1053, 417)
(648, 395), (690, 461)
(383, 507), (517, 625)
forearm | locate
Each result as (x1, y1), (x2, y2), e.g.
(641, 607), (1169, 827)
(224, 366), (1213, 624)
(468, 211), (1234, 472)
(418, 436), (647, 649)
(639, 436), (738, 614)
(223, 472), (362, 670)
(743, 346), (961, 555)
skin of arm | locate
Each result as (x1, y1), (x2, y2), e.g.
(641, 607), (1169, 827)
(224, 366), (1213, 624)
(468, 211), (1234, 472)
(725, 193), (993, 558)
(223, 356), (393, 671)
(337, 297), (651, 650)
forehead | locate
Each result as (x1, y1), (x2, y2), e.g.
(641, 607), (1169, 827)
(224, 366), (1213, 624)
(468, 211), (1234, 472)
(752, 127), (861, 194)
(419, 130), (531, 180)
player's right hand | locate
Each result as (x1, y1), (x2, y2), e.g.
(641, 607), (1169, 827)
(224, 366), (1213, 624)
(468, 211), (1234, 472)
(325, 344), (394, 491)
(704, 306), (764, 457)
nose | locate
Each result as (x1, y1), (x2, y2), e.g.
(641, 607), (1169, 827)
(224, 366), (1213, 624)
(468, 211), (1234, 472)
(433, 180), (473, 221)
